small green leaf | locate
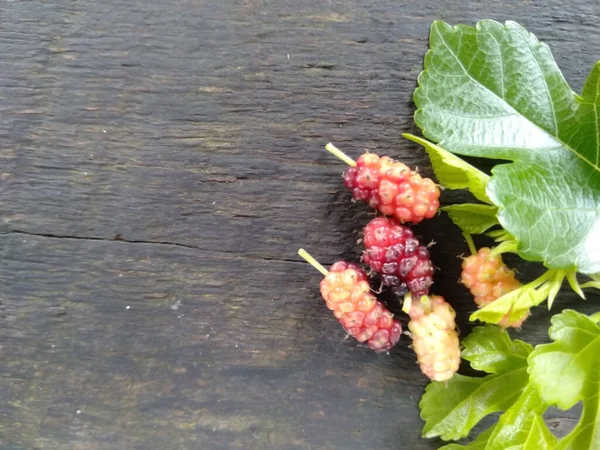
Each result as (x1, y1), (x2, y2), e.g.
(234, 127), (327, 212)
(486, 229), (515, 243)
(470, 269), (563, 324)
(469, 288), (542, 324)
(484, 385), (553, 450)
(461, 325), (532, 374)
(420, 326), (531, 440)
(442, 204), (499, 234)
(439, 426), (495, 450)
(414, 19), (600, 274)
(529, 310), (600, 449)
(403, 133), (491, 203)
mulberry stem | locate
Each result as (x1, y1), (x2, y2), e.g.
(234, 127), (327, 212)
(325, 143), (357, 167)
(298, 248), (329, 276)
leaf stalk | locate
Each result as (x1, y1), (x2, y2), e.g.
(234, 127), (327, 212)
(462, 232), (477, 256)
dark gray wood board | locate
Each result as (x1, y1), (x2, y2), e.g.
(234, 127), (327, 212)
(1, 0), (598, 448)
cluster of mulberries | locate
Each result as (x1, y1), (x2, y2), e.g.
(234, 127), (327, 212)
(298, 143), (522, 382)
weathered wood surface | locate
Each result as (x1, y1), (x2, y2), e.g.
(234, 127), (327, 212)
(1, 0), (599, 448)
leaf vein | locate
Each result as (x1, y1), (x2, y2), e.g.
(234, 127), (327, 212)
(514, 30), (558, 135)
(488, 33), (505, 99)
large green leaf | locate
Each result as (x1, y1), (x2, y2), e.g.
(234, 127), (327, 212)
(421, 373), (526, 441)
(483, 385), (553, 450)
(529, 310), (600, 449)
(420, 325), (531, 440)
(414, 19), (600, 274)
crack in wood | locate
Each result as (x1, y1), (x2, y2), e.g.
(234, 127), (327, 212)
(1, 230), (316, 265)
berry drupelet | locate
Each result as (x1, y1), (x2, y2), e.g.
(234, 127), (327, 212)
(298, 249), (402, 352)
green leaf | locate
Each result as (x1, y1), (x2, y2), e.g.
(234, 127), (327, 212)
(442, 203), (499, 234)
(414, 19), (600, 274)
(526, 415), (559, 450)
(484, 385), (553, 450)
(461, 325), (532, 374)
(420, 374), (523, 441)
(420, 326), (531, 440)
(529, 310), (600, 449)
(431, 329), (553, 450)
(469, 271), (551, 324)
(470, 268), (574, 325)
(439, 426), (496, 450)
(402, 133), (491, 203)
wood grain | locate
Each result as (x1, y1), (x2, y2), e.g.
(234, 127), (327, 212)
(1, 0), (599, 448)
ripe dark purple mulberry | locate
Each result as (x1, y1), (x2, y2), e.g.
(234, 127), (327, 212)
(362, 217), (434, 298)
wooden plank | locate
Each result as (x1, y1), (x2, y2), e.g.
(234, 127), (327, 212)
(1, 0), (599, 448)
(0, 232), (592, 449)
(0, 233), (589, 449)
(0, 234), (435, 450)
(2, 0), (599, 259)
